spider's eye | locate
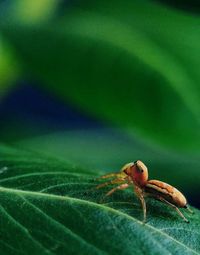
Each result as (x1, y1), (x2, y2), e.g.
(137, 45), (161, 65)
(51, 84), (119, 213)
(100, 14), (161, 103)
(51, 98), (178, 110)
(136, 164), (144, 173)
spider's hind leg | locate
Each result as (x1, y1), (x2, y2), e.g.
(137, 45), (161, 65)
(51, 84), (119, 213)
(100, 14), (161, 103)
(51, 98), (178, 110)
(185, 205), (194, 214)
(158, 196), (189, 223)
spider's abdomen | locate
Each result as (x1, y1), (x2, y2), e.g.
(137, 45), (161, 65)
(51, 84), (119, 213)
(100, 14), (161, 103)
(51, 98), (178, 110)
(145, 180), (187, 208)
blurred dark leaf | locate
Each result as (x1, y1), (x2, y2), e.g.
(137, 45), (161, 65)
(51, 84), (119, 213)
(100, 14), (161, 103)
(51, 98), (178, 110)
(155, 0), (200, 13)
(0, 0), (59, 25)
(0, 0), (200, 152)
(0, 36), (21, 97)
(0, 143), (199, 255)
(0, 84), (104, 142)
(0, 0), (61, 98)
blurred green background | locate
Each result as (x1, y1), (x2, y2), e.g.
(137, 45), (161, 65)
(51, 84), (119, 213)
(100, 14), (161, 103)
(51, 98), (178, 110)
(0, 0), (200, 206)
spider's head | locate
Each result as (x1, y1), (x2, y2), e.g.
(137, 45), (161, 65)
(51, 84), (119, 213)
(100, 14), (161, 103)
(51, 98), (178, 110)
(121, 160), (148, 187)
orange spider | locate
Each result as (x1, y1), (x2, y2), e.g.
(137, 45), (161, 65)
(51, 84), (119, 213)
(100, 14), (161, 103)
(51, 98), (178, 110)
(96, 160), (193, 223)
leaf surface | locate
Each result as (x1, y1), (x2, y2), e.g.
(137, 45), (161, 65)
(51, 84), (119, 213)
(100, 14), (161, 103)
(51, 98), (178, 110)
(0, 144), (199, 255)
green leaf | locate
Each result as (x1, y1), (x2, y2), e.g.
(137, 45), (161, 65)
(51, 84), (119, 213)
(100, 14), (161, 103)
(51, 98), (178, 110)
(0, 143), (199, 254)
(0, 0), (200, 151)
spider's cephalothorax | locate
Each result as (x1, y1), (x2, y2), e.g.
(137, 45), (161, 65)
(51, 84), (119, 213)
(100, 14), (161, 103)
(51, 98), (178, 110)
(122, 160), (148, 187)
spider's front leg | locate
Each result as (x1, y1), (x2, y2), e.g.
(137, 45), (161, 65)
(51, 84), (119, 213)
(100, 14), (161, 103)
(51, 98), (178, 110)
(96, 171), (126, 181)
(105, 183), (129, 197)
(95, 171), (127, 190)
(95, 177), (125, 190)
(99, 182), (130, 203)
(134, 185), (147, 223)
(95, 171), (130, 202)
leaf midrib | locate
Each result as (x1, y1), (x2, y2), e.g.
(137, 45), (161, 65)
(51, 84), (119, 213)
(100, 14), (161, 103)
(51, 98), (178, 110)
(0, 186), (199, 255)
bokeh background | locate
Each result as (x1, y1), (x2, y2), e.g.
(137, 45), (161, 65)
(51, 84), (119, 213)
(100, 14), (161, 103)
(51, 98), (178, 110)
(0, 0), (200, 207)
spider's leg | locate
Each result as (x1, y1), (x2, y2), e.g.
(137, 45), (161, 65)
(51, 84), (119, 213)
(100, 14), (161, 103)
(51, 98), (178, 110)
(185, 205), (194, 214)
(100, 183), (129, 203)
(96, 172), (126, 180)
(140, 194), (147, 223)
(95, 178), (126, 190)
(134, 186), (147, 223)
(105, 183), (129, 197)
(158, 196), (189, 223)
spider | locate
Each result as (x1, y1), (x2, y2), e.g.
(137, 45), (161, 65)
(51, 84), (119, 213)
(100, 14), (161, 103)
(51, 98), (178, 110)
(96, 160), (193, 223)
